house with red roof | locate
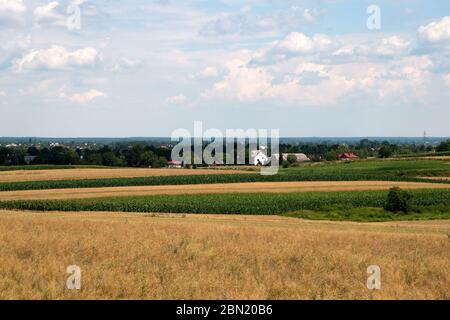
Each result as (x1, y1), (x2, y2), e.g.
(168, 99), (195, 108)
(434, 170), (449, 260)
(337, 153), (359, 160)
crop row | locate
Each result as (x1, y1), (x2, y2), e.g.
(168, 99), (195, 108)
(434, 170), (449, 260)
(0, 173), (449, 192)
(1, 189), (450, 216)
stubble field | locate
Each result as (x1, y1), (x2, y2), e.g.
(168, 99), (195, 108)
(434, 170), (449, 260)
(0, 167), (250, 182)
(0, 180), (449, 201)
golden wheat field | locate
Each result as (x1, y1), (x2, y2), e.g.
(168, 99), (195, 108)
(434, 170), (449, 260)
(1, 181), (450, 201)
(0, 210), (448, 300)
(0, 168), (251, 183)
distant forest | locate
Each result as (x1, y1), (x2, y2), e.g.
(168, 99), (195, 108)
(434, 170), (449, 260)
(1, 138), (449, 168)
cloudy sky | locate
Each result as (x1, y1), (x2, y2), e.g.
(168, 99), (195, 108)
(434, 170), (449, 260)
(1, 0), (450, 137)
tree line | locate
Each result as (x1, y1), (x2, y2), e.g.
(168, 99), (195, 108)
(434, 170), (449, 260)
(1, 138), (449, 168)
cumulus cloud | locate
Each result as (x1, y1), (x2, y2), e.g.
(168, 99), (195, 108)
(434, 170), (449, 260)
(0, 0), (25, 13)
(165, 94), (187, 105)
(251, 32), (334, 65)
(199, 7), (320, 37)
(276, 32), (332, 54)
(112, 57), (143, 72)
(376, 36), (412, 56)
(202, 59), (272, 101)
(0, 34), (31, 67)
(418, 16), (450, 44)
(69, 89), (106, 103)
(33, 1), (66, 27)
(189, 67), (219, 80)
(295, 62), (330, 85)
(333, 36), (412, 58)
(13, 45), (99, 72)
(0, 0), (26, 26)
(203, 40), (437, 107)
(202, 57), (356, 105)
(443, 74), (450, 86)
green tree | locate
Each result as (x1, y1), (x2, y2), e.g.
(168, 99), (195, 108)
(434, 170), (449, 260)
(85, 153), (103, 165)
(286, 155), (297, 164)
(139, 151), (158, 167)
(378, 145), (393, 158)
(436, 140), (450, 152)
(384, 187), (413, 214)
(325, 151), (337, 161)
(102, 152), (125, 167)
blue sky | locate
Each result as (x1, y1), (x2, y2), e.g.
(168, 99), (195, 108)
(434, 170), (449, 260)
(1, 0), (450, 137)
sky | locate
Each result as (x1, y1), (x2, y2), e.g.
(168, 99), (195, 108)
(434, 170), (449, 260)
(1, 0), (450, 137)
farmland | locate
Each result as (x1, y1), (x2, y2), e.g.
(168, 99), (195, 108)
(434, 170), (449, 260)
(0, 159), (450, 192)
(0, 159), (450, 221)
(2, 189), (450, 221)
(0, 158), (449, 300)
(0, 167), (250, 182)
(0, 181), (450, 201)
(0, 210), (448, 300)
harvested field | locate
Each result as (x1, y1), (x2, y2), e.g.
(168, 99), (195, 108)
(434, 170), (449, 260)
(0, 181), (449, 201)
(0, 168), (250, 183)
(0, 210), (448, 299)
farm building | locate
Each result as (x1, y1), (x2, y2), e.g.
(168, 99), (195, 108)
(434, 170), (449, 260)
(337, 153), (359, 160)
(251, 150), (270, 166)
(282, 153), (310, 163)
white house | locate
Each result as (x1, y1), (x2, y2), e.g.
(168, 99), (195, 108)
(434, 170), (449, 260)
(251, 150), (270, 166)
(282, 153), (310, 162)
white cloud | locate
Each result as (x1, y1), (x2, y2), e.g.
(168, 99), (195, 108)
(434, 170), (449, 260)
(13, 45), (99, 72)
(251, 32), (334, 64)
(203, 46), (438, 106)
(418, 16), (450, 43)
(277, 32), (332, 54)
(443, 74), (450, 86)
(165, 94), (187, 105)
(33, 1), (66, 27)
(0, 0), (25, 13)
(69, 89), (106, 104)
(202, 57), (356, 105)
(199, 6), (319, 37)
(189, 67), (219, 80)
(300, 8), (318, 23)
(0, 0), (26, 25)
(203, 59), (272, 101)
(354, 56), (433, 99)
(376, 36), (411, 56)
(0, 90), (7, 97)
(112, 57), (143, 72)
(0, 34), (31, 66)
(333, 36), (412, 58)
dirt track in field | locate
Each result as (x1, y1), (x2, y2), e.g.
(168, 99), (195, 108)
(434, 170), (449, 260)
(0, 181), (449, 201)
(0, 168), (251, 182)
